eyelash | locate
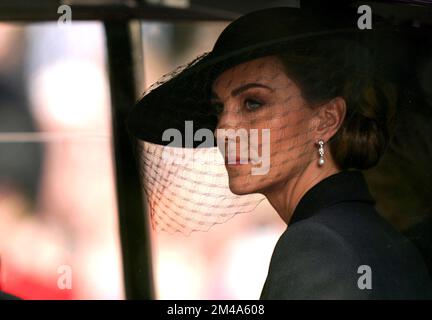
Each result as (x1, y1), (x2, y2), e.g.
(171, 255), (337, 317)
(244, 98), (264, 111)
(211, 97), (265, 116)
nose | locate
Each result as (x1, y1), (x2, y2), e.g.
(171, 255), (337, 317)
(214, 108), (251, 163)
(215, 104), (242, 153)
(215, 102), (242, 132)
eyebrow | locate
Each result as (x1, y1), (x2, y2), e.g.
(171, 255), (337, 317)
(211, 82), (273, 100)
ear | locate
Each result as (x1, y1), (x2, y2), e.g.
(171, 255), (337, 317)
(313, 97), (346, 143)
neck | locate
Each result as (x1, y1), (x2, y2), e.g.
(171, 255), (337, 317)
(263, 160), (340, 225)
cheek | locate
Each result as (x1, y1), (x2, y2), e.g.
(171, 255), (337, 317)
(266, 108), (315, 170)
(225, 105), (315, 192)
(269, 111), (307, 148)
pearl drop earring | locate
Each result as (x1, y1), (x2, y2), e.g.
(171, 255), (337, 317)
(318, 140), (325, 166)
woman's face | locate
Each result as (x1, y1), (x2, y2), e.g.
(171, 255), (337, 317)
(211, 55), (319, 195)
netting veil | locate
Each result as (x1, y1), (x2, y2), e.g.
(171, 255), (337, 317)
(136, 140), (266, 234)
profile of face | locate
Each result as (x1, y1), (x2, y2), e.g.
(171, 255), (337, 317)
(211, 55), (322, 195)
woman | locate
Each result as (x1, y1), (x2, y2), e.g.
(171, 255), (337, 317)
(128, 7), (432, 299)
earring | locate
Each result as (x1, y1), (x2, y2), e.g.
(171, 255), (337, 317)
(318, 140), (325, 166)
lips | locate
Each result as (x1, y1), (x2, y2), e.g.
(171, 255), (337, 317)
(224, 155), (248, 166)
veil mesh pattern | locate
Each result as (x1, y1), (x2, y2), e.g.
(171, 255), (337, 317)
(136, 140), (265, 234)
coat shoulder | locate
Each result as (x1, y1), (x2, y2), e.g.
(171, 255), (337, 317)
(261, 203), (432, 299)
(261, 220), (370, 299)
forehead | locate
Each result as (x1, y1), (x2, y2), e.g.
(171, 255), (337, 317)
(212, 55), (287, 92)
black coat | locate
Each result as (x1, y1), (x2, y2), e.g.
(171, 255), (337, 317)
(260, 170), (432, 299)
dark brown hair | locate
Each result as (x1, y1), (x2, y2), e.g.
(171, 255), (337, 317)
(276, 35), (397, 170)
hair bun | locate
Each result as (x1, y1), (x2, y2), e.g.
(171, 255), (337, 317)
(330, 79), (396, 170)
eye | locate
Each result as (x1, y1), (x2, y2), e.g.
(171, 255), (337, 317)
(244, 98), (263, 111)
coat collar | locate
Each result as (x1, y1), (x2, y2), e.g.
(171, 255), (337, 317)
(289, 170), (376, 225)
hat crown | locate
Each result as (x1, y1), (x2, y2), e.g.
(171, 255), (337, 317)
(212, 6), (358, 55)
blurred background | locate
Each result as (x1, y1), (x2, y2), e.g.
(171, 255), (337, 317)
(0, 21), (122, 299)
(0, 13), (286, 300)
(0, 0), (431, 299)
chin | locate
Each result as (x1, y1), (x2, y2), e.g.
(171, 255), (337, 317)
(228, 184), (251, 195)
(227, 177), (259, 195)
(226, 164), (271, 195)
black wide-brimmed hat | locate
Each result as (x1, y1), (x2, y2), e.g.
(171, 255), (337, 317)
(126, 4), (431, 234)
(127, 5), (397, 147)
